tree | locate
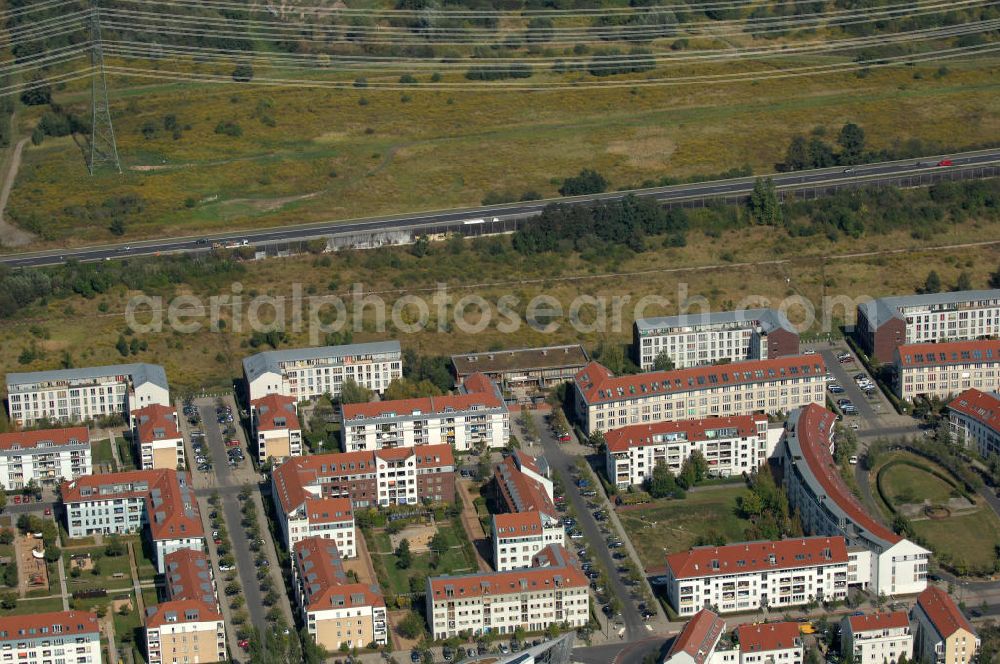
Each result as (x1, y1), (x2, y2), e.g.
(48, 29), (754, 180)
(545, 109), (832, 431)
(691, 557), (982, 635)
(559, 169), (608, 196)
(0, 489), (6, 513)
(108, 218), (126, 236)
(397, 611), (425, 639)
(395, 539), (412, 569)
(339, 378), (373, 404)
(783, 135), (809, 171)
(989, 263), (1000, 288)
(955, 271), (972, 291)
(648, 462), (679, 499)
(807, 137), (836, 168)
(589, 430), (607, 451)
(429, 533), (447, 555)
(748, 177), (782, 226)
(232, 63), (254, 82)
(652, 351), (675, 371)
(105, 535), (125, 557)
(43, 545), (61, 563)
(924, 270), (942, 294)
(837, 122), (866, 164)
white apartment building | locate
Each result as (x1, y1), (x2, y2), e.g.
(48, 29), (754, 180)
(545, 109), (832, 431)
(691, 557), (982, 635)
(6, 363), (169, 427)
(663, 537), (849, 617)
(603, 415), (777, 489)
(492, 511), (565, 571)
(251, 393), (303, 463)
(664, 609), (728, 664)
(145, 600), (226, 664)
(243, 341), (402, 402)
(634, 308), (800, 371)
(735, 623), (803, 664)
(292, 536), (387, 651)
(841, 612), (913, 664)
(0, 427), (91, 491)
(61, 469), (204, 572)
(856, 289), (1000, 363)
(341, 373), (509, 452)
(894, 340), (1000, 401)
(130, 404), (185, 470)
(780, 405), (930, 596)
(911, 587), (979, 664)
(273, 493), (357, 556)
(0, 611), (101, 664)
(425, 545), (588, 640)
(574, 356), (826, 436)
(948, 388), (1000, 458)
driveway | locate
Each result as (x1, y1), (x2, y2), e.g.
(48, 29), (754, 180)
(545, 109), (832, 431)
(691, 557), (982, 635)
(819, 349), (879, 426)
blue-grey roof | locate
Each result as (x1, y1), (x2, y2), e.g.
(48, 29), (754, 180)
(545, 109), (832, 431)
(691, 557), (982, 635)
(635, 308), (796, 335)
(242, 341), (402, 382)
(6, 363), (168, 392)
(860, 289), (1000, 330)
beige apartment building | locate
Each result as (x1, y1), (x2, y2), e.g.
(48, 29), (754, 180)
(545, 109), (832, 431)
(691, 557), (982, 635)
(145, 599), (227, 664)
(893, 340), (1000, 401)
(251, 393), (303, 463)
(912, 587), (979, 664)
(131, 404), (185, 470)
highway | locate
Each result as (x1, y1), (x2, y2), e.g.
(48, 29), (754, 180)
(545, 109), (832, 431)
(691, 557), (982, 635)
(2, 148), (999, 268)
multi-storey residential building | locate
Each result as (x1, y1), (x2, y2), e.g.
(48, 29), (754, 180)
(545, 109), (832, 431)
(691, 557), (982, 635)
(243, 341), (402, 402)
(61, 469), (204, 572)
(493, 450), (556, 517)
(856, 289), (1000, 363)
(893, 339), (1000, 401)
(633, 309), (800, 371)
(291, 536), (388, 651)
(6, 363), (169, 427)
(663, 537), (849, 617)
(735, 623), (803, 664)
(272, 491), (357, 555)
(663, 609), (727, 664)
(130, 404), (184, 470)
(492, 511), (565, 572)
(146, 549), (226, 664)
(341, 373), (509, 452)
(573, 356), (826, 436)
(911, 587), (979, 664)
(603, 415), (777, 489)
(0, 427), (91, 491)
(841, 612), (913, 664)
(250, 393), (303, 463)
(426, 544), (588, 639)
(0, 611), (101, 664)
(948, 388), (1000, 458)
(451, 344), (590, 394)
(780, 404), (929, 596)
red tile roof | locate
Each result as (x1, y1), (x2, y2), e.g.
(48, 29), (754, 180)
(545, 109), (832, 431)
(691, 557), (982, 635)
(251, 393), (300, 431)
(292, 536), (384, 611)
(916, 586), (975, 639)
(0, 427), (89, 451)
(738, 622), (801, 653)
(949, 388), (1000, 434)
(666, 537), (848, 580)
(305, 497), (354, 524)
(895, 340), (1000, 369)
(605, 415), (768, 452)
(847, 611), (910, 633)
(493, 511), (543, 537)
(789, 404), (901, 545)
(494, 455), (556, 517)
(428, 564), (587, 601)
(0, 611), (99, 641)
(164, 549), (216, 605)
(575, 355), (826, 405)
(132, 404), (181, 443)
(666, 609), (726, 664)
(145, 599), (223, 629)
(341, 374), (503, 420)
(61, 469), (203, 542)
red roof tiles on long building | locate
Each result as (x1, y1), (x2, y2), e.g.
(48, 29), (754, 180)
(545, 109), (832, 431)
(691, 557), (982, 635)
(738, 622), (801, 653)
(0, 611), (99, 640)
(0, 427), (89, 450)
(666, 536), (848, 580)
(916, 586), (975, 639)
(948, 388), (1000, 434)
(666, 609), (726, 664)
(145, 599), (222, 629)
(605, 415), (768, 452)
(293, 536), (384, 611)
(341, 374), (503, 420)
(847, 611), (910, 633)
(895, 340), (1000, 369)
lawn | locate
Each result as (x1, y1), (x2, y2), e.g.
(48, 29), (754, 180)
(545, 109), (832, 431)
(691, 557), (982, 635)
(879, 460), (960, 507)
(91, 439), (115, 469)
(911, 510), (1000, 575)
(366, 520), (478, 596)
(618, 485), (753, 570)
(64, 547), (135, 593)
(0, 595), (65, 616)
(116, 437), (138, 471)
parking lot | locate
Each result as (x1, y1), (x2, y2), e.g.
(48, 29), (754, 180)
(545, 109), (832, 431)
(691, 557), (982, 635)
(819, 347), (889, 430)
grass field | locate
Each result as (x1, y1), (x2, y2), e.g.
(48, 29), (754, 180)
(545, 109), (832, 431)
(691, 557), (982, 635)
(617, 485), (752, 569)
(4, 51), (1000, 247)
(911, 510), (1000, 574)
(367, 520), (477, 596)
(880, 462), (960, 507)
(0, 595), (65, 616)
(64, 547), (136, 593)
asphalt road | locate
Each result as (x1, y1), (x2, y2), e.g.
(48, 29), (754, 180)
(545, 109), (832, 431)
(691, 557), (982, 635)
(197, 400), (268, 631)
(820, 349), (878, 423)
(3, 149), (999, 268)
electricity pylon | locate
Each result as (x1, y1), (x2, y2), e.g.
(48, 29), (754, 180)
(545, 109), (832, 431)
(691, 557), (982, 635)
(88, 0), (121, 175)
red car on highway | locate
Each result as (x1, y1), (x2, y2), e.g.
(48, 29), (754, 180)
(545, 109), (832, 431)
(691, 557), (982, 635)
(938, 159), (953, 166)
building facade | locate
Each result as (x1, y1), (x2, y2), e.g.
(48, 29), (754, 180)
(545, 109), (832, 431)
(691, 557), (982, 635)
(341, 373), (509, 452)
(492, 511), (566, 572)
(425, 545), (588, 640)
(0, 611), (101, 664)
(574, 356), (826, 436)
(841, 612), (913, 664)
(893, 340), (1000, 401)
(856, 289), (1000, 363)
(6, 363), (169, 427)
(735, 623), (803, 664)
(146, 549), (226, 664)
(243, 341), (402, 402)
(780, 405), (929, 596)
(948, 388), (1000, 459)
(451, 345), (590, 394)
(131, 404), (185, 470)
(250, 393), (303, 463)
(291, 536), (388, 651)
(61, 469), (204, 572)
(663, 537), (850, 617)
(633, 308), (800, 371)
(663, 609), (727, 664)
(603, 415), (775, 489)
(911, 587), (979, 664)
(0, 428), (91, 491)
